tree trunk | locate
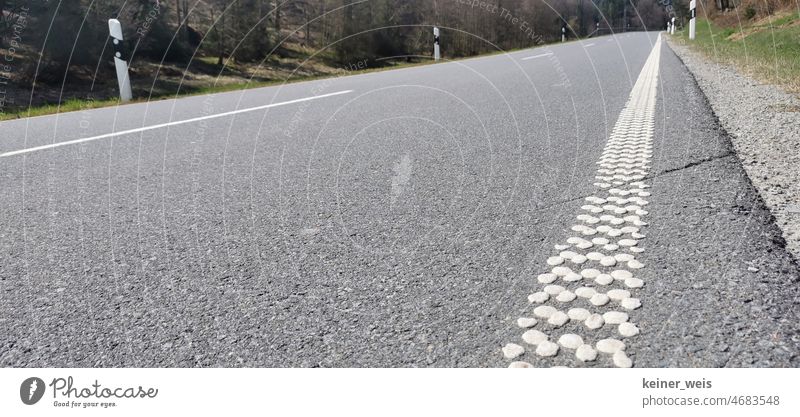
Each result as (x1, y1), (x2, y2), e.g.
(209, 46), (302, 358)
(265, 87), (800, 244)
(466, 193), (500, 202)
(274, 1), (281, 34)
(217, 8), (225, 66)
(182, 0), (189, 41)
(304, 3), (311, 45)
(175, 0), (182, 37)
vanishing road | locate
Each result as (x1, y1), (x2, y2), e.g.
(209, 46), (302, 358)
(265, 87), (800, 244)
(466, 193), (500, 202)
(1, 32), (798, 367)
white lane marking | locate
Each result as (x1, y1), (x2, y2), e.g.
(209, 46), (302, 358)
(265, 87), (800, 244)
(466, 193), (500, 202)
(583, 42), (596, 48)
(521, 52), (553, 61)
(502, 34), (662, 367)
(0, 90), (354, 158)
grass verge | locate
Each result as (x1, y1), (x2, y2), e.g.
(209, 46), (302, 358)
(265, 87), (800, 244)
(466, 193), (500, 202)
(673, 15), (800, 93)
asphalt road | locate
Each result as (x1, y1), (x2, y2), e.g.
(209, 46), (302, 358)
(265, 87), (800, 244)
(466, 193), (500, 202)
(1, 32), (798, 367)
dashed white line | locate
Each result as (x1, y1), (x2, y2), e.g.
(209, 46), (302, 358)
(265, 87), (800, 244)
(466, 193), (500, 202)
(502, 34), (662, 368)
(521, 52), (554, 61)
(583, 42), (596, 48)
(0, 90), (354, 158)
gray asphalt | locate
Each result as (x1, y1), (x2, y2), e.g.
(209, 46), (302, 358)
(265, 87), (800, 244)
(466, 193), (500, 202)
(1, 32), (797, 367)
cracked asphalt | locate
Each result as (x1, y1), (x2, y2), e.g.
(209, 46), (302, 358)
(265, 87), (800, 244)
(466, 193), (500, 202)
(1, 32), (797, 367)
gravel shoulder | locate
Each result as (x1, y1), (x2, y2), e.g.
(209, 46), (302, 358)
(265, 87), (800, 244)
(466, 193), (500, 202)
(666, 37), (800, 261)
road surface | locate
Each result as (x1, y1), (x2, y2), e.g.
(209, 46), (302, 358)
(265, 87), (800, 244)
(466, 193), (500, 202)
(1, 32), (798, 367)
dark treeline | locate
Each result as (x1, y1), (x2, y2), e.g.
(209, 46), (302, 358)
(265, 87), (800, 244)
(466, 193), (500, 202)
(1, 0), (685, 86)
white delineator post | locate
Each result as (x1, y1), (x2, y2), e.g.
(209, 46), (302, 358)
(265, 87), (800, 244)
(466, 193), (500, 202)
(108, 18), (133, 102)
(671, 17), (676, 35)
(689, 0), (696, 40)
(433, 27), (440, 61)
(561, 25), (566, 42)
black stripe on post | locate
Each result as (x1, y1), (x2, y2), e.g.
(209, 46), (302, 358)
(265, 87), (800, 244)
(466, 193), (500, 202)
(111, 38), (127, 62)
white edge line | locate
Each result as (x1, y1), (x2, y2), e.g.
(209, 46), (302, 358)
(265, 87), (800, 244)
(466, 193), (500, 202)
(0, 89), (354, 158)
(521, 52), (553, 61)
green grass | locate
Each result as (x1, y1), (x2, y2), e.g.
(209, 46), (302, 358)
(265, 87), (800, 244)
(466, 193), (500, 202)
(2, 98), (124, 120)
(673, 16), (800, 93)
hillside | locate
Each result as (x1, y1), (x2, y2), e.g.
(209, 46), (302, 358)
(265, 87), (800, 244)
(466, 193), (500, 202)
(674, 1), (800, 93)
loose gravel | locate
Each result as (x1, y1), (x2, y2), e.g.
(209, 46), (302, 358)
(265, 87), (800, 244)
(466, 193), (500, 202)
(666, 38), (800, 261)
